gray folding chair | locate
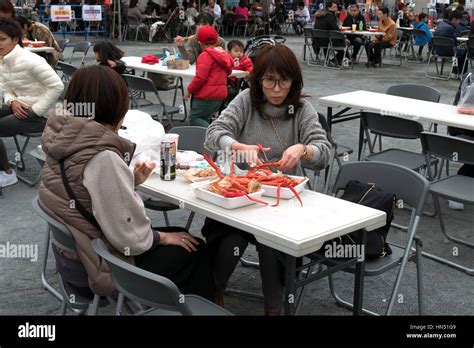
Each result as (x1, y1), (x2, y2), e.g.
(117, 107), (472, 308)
(124, 16), (148, 42)
(327, 30), (353, 69)
(309, 29), (330, 67)
(91, 239), (233, 315)
(301, 113), (353, 193)
(56, 38), (69, 53)
(381, 29), (403, 66)
(411, 29), (428, 62)
(361, 112), (437, 175)
(461, 37), (474, 75)
(56, 61), (77, 82)
(426, 36), (459, 80)
(320, 161), (429, 315)
(143, 126), (207, 230)
(68, 41), (91, 67)
(420, 132), (474, 275)
(123, 74), (180, 128)
(32, 196), (111, 315)
(10, 132), (44, 187)
(301, 27), (313, 62)
(386, 84), (441, 103)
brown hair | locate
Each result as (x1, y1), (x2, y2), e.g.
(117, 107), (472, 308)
(0, 0), (15, 18)
(65, 65), (129, 127)
(249, 44), (304, 119)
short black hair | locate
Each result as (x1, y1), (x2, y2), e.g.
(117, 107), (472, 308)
(326, 1), (337, 10)
(0, 18), (23, 46)
(449, 10), (463, 21)
(93, 41), (124, 65)
(16, 15), (32, 28)
(455, 5), (464, 12)
(298, 1), (304, 7)
(227, 39), (244, 51)
(443, 8), (452, 19)
(196, 12), (214, 25)
(418, 12), (427, 21)
(380, 7), (389, 16)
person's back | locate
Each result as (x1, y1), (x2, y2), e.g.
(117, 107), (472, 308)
(414, 18), (431, 47)
(313, 1), (339, 48)
(434, 19), (457, 56)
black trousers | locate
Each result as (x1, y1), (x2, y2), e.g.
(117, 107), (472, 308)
(135, 227), (214, 301)
(365, 41), (393, 64)
(348, 35), (364, 58)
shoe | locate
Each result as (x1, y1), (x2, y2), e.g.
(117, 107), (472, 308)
(0, 170), (18, 187)
(214, 291), (224, 307)
(416, 52), (423, 61)
(264, 308), (281, 316)
(448, 200), (464, 210)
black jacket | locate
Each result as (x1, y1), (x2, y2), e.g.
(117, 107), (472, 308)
(342, 13), (366, 30)
(313, 9), (339, 47)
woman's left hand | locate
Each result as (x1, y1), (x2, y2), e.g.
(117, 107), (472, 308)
(183, 90), (190, 101)
(134, 160), (157, 186)
(107, 60), (117, 68)
(278, 144), (305, 172)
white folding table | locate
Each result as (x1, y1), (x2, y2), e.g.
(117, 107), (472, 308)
(138, 174), (386, 315)
(26, 46), (56, 53)
(319, 90), (474, 158)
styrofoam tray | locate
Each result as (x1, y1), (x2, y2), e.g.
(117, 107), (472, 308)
(193, 185), (265, 209)
(261, 176), (308, 199)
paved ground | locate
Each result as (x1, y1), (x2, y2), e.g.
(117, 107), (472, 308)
(0, 35), (472, 316)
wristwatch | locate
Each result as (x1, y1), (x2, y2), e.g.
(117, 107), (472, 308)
(301, 144), (308, 159)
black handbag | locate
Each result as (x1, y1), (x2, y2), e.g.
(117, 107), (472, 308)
(326, 180), (396, 259)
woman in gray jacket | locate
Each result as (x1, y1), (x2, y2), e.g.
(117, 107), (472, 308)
(204, 44), (331, 315)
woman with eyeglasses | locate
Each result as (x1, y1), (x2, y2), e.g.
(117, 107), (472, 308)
(204, 44), (331, 315)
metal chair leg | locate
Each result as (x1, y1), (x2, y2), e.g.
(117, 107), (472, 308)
(41, 229), (63, 302)
(162, 211), (170, 227)
(415, 239), (424, 315)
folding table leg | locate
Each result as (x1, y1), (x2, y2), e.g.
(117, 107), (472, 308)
(283, 256), (297, 315)
(327, 107), (333, 131)
(352, 230), (366, 315)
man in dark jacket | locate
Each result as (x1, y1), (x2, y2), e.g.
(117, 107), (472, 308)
(313, 1), (343, 63)
(342, 4), (366, 63)
(434, 10), (466, 74)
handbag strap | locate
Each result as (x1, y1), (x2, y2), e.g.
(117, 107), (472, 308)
(59, 159), (102, 231)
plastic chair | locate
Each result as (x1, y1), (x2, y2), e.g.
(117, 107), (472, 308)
(142, 126), (207, 230)
(361, 112), (437, 174)
(32, 196), (111, 315)
(68, 41), (91, 67)
(318, 161), (429, 315)
(125, 16), (148, 42)
(301, 27), (313, 62)
(461, 37), (474, 76)
(326, 30), (353, 69)
(91, 239), (233, 315)
(426, 36), (458, 80)
(386, 84), (441, 103)
(232, 14), (249, 36)
(420, 132), (474, 275)
(56, 61), (77, 81)
(309, 29), (330, 67)
(56, 38), (69, 53)
(123, 74), (181, 128)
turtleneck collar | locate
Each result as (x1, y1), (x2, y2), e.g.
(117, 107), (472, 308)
(262, 101), (289, 119)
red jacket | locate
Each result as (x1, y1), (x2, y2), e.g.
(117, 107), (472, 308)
(229, 54), (253, 83)
(188, 46), (234, 100)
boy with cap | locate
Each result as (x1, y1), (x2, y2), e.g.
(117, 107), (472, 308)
(184, 25), (234, 127)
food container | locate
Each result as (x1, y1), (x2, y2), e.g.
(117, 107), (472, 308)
(167, 59), (190, 70)
(22, 40), (30, 47)
(368, 28), (378, 32)
(341, 26), (350, 31)
(31, 41), (46, 47)
(193, 185), (265, 209)
(261, 176), (309, 199)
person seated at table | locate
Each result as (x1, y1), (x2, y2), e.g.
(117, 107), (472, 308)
(203, 45), (331, 315)
(234, 0), (249, 21)
(183, 0), (198, 32)
(364, 7), (397, 68)
(313, 1), (343, 63)
(455, 10), (470, 36)
(16, 16), (64, 66)
(0, 19), (63, 188)
(184, 25), (233, 127)
(434, 10), (466, 75)
(145, 1), (160, 16)
(269, 0), (287, 34)
(38, 65), (215, 301)
(0, 0), (15, 19)
(175, 12), (226, 64)
(342, 4), (367, 64)
(202, 0), (221, 20)
(226, 39), (253, 103)
(413, 13), (432, 61)
(93, 42), (127, 75)
(292, 1), (310, 36)
(248, 0), (266, 36)
(127, 0), (146, 23)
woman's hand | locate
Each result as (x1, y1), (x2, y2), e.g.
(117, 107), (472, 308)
(134, 160), (157, 186)
(174, 35), (185, 46)
(231, 142), (270, 166)
(159, 231), (199, 252)
(278, 144), (305, 172)
(107, 59), (117, 68)
(11, 101), (31, 119)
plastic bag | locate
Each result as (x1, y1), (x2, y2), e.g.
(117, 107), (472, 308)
(456, 72), (474, 115)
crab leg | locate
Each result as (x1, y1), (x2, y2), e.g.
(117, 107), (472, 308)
(288, 185), (303, 206)
(245, 195), (269, 205)
(203, 153), (223, 178)
(271, 184), (281, 207)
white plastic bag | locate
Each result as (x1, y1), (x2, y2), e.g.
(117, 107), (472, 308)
(456, 73), (474, 115)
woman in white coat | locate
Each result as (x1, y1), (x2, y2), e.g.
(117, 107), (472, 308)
(0, 19), (63, 187)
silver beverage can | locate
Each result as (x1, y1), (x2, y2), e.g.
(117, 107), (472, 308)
(160, 140), (176, 181)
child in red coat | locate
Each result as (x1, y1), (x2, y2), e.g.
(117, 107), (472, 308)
(184, 25), (233, 127)
(226, 39), (253, 103)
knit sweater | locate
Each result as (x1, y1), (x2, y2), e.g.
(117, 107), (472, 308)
(205, 89), (331, 173)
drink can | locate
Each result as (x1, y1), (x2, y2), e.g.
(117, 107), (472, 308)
(160, 140), (176, 181)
